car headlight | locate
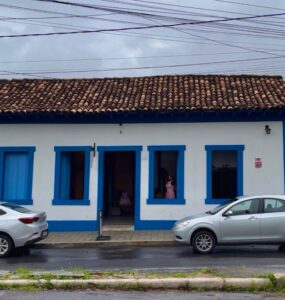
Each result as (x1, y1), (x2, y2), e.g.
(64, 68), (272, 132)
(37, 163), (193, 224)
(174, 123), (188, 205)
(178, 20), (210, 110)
(174, 220), (191, 229)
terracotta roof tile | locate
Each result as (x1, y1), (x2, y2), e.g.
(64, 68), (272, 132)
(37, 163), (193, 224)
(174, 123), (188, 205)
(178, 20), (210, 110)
(0, 74), (284, 115)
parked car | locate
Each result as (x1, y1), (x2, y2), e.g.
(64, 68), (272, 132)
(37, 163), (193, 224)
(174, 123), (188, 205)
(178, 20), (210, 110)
(173, 195), (285, 254)
(0, 202), (48, 257)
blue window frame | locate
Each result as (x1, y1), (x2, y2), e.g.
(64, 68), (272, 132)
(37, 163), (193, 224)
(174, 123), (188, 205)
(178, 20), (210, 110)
(53, 146), (92, 205)
(147, 145), (186, 205)
(0, 147), (35, 205)
(205, 145), (245, 205)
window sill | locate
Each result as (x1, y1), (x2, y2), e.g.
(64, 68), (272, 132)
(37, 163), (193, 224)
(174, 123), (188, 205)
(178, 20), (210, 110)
(205, 198), (232, 205)
(3, 199), (33, 205)
(147, 198), (185, 205)
(52, 199), (90, 206)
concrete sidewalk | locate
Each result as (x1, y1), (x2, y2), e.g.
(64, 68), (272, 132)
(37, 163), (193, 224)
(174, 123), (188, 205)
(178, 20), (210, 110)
(37, 230), (174, 247)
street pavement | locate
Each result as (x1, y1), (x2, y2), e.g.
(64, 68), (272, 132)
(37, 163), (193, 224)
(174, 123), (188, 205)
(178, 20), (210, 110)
(1, 244), (285, 276)
(0, 291), (283, 300)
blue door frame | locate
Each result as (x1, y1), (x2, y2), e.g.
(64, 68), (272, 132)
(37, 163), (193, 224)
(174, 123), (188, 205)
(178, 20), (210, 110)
(97, 146), (142, 229)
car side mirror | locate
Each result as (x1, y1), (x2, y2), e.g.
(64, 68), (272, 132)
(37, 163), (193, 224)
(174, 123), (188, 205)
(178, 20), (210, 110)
(223, 210), (233, 217)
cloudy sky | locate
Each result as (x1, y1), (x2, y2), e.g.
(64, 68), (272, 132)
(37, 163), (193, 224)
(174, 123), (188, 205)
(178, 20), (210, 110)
(0, 0), (284, 79)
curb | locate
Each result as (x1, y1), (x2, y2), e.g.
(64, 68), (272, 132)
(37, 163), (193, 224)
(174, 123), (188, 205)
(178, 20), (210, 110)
(275, 273), (285, 288)
(0, 277), (272, 289)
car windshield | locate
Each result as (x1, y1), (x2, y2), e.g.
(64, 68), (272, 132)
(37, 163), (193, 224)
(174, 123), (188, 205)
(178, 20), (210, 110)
(206, 197), (242, 215)
(1, 202), (30, 213)
(207, 203), (229, 215)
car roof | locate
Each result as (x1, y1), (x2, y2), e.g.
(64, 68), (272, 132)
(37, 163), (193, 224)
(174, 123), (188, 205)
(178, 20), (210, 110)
(234, 195), (285, 202)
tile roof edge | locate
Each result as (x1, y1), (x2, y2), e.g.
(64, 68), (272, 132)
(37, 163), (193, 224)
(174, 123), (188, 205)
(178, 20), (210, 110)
(0, 73), (283, 82)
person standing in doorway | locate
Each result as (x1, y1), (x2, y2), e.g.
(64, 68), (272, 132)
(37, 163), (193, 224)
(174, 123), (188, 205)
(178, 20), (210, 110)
(119, 191), (132, 215)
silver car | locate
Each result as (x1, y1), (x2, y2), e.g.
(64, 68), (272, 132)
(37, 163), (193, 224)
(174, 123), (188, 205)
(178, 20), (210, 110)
(173, 195), (285, 254)
(0, 202), (48, 257)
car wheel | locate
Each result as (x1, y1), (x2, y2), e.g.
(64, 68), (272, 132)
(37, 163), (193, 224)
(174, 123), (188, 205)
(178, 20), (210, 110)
(0, 234), (13, 257)
(192, 230), (216, 254)
(279, 244), (285, 252)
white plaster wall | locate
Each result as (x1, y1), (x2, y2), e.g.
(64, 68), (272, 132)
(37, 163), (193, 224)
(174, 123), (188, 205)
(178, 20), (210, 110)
(0, 121), (283, 221)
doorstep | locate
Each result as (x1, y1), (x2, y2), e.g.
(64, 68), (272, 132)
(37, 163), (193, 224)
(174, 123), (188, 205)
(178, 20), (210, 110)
(102, 224), (134, 231)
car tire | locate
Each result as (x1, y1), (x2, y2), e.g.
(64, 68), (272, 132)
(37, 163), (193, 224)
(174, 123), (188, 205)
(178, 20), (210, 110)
(192, 230), (216, 254)
(279, 244), (285, 252)
(0, 234), (13, 257)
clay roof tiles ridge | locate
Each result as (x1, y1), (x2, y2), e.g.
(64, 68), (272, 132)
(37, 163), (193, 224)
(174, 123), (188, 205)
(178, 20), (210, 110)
(0, 74), (283, 116)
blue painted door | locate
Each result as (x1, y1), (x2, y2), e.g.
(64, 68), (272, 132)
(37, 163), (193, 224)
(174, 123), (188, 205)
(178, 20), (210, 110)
(59, 152), (71, 200)
(3, 152), (29, 201)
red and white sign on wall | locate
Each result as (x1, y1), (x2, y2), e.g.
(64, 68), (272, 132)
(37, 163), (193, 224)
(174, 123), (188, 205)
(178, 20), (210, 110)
(255, 158), (262, 168)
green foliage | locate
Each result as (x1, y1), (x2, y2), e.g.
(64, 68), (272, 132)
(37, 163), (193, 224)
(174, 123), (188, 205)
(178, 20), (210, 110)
(12, 268), (33, 279)
(63, 267), (92, 279)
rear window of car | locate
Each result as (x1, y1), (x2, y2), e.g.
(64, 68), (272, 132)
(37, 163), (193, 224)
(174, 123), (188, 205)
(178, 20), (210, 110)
(1, 202), (30, 213)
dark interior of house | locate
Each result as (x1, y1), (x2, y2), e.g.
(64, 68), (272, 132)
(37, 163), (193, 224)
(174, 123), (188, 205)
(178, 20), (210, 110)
(103, 151), (135, 225)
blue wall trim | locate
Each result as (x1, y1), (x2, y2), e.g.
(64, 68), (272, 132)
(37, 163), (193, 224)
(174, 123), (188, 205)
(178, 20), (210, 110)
(147, 145), (186, 151)
(135, 220), (176, 230)
(0, 146), (35, 205)
(96, 146), (142, 230)
(48, 219), (176, 231)
(48, 220), (98, 232)
(54, 146), (92, 152)
(0, 109), (284, 124)
(205, 145), (245, 151)
(53, 146), (92, 205)
(97, 146), (143, 152)
(0, 147), (36, 152)
(283, 121), (285, 194)
(147, 198), (185, 205)
(205, 145), (245, 205)
(147, 145), (186, 205)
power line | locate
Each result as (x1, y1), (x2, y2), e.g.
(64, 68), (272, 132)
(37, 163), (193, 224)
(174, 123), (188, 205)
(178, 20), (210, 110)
(4, 0), (285, 28)
(2, 1), (285, 41)
(142, 14), (281, 58)
(0, 50), (257, 64)
(1, 7), (285, 39)
(214, 0), (285, 11)
(4, 55), (284, 75)
(34, 0), (285, 21)
(0, 69), (49, 79)
(106, 0), (285, 25)
(0, 13), (115, 21)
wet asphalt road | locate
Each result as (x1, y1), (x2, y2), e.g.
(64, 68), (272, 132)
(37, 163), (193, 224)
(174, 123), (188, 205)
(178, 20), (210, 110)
(0, 244), (285, 274)
(0, 291), (283, 300)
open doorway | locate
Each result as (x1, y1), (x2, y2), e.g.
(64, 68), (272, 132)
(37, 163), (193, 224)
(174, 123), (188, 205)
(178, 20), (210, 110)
(103, 151), (135, 226)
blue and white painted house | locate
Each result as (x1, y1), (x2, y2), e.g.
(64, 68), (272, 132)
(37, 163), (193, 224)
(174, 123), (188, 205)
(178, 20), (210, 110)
(0, 74), (284, 231)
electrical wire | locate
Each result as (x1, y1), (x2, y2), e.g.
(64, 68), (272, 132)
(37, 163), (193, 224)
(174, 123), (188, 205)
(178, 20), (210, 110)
(3, 55), (284, 75)
(0, 8), (285, 39)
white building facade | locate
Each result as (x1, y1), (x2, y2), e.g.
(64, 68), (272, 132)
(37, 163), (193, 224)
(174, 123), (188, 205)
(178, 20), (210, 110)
(0, 121), (283, 231)
(0, 75), (284, 231)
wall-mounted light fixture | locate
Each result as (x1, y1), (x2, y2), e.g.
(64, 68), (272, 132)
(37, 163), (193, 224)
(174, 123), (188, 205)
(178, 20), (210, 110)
(119, 123), (123, 134)
(265, 125), (271, 135)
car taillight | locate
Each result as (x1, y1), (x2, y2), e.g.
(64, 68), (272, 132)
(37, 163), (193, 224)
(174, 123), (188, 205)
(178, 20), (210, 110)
(19, 217), (39, 224)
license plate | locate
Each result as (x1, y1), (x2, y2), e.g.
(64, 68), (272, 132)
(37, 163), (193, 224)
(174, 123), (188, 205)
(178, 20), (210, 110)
(42, 230), (48, 237)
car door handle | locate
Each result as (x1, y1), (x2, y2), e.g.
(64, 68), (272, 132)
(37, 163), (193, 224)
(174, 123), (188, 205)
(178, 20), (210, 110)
(248, 216), (258, 221)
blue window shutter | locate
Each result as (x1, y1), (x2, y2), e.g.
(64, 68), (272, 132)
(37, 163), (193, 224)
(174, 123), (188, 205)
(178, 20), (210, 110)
(3, 152), (29, 201)
(60, 152), (71, 200)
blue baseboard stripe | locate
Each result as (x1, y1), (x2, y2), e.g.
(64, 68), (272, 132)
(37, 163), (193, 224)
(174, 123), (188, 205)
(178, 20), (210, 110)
(48, 220), (98, 232)
(135, 220), (176, 230)
(48, 220), (175, 231)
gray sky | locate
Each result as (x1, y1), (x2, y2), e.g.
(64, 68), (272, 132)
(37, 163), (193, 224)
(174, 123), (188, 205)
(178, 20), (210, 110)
(0, 0), (284, 79)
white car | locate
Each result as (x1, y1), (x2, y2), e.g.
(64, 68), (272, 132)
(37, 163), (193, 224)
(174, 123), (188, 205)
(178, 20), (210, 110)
(0, 202), (48, 257)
